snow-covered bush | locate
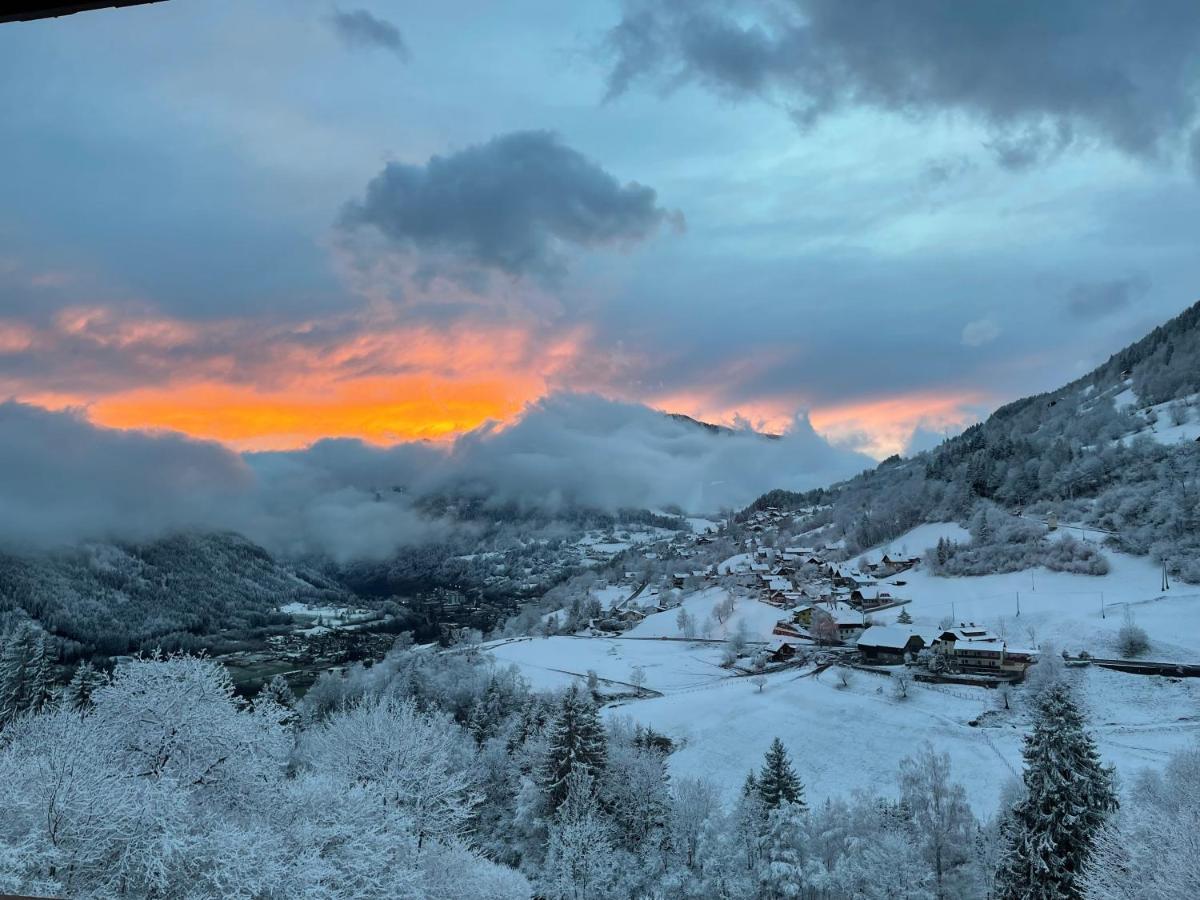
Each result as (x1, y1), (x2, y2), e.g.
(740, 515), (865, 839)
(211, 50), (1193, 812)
(1116, 614), (1150, 658)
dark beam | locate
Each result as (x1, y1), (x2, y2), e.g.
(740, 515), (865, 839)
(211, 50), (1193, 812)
(0, 1), (166, 24)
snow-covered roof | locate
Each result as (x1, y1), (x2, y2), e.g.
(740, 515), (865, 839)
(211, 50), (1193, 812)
(855, 625), (937, 651)
(939, 623), (997, 643)
(805, 601), (866, 626)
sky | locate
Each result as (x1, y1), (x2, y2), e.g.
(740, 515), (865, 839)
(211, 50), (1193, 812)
(1, 1), (1199, 484)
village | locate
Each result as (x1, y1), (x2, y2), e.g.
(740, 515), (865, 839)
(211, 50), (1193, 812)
(569, 506), (1040, 688)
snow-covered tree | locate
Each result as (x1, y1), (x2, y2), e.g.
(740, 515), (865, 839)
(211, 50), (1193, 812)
(758, 737), (805, 811)
(61, 660), (104, 713)
(996, 682), (1117, 900)
(542, 684), (608, 811)
(759, 800), (808, 899)
(300, 692), (480, 849)
(899, 742), (976, 898)
(260, 673), (296, 708)
(541, 771), (618, 900)
(0, 624), (55, 725)
(1083, 744), (1200, 900)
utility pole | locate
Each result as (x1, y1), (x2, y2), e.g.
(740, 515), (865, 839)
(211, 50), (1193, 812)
(1016, 591), (1020, 618)
(1162, 560), (1170, 592)
(1100, 591), (1105, 619)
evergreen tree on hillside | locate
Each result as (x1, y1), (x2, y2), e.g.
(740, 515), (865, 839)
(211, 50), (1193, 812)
(0, 624), (55, 725)
(758, 737), (805, 810)
(996, 682), (1117, 900)
(897, 608), (914, 624)
(759, 800), (809, 899)
(542, 684), (608, 810)
(62, 660), (105, 712)
(261, 674), (297, 709)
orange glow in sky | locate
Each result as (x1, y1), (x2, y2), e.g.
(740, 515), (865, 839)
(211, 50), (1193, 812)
(89, 375), (548, 451)
(1, 305), (985, 457)
(810, 390), (985, 458)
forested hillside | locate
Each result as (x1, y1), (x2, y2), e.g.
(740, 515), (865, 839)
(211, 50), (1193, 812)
(745, 300), (1200, 580)
(0, 533), (348, 660)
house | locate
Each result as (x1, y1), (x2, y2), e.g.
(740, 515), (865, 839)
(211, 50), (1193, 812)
(879, 553), (920, 573)
(766, 637), (799, 663)
(794, 601), (868, 642)
(847, 589), (909, 612)
(933, 622), (1038, 676)
(947, 639), (1037, 675)
(855, 625), (936, 664)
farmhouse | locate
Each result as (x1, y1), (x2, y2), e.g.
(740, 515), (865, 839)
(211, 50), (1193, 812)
(794, 601), (868, 642)
(766, 637), (799, 663)
(933, 623), (1039, 675)
(855, 625), (938, 664)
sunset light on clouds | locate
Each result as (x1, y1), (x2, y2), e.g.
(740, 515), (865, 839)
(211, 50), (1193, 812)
(2, 0), (1198, 469)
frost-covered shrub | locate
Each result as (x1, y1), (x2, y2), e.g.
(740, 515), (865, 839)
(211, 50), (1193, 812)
(1116, 616), (1150, 658)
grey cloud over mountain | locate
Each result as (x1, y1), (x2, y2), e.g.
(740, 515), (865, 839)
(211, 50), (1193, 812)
(0, 395), (868, 560)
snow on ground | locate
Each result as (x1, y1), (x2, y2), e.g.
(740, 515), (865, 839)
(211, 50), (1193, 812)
(607, 661), (1199, 817)
(626, 586), (783, 642)
(843, 521), (1200, 661)
(486, 635), (731, 693)
(505, 520), (1200, 819)
(870, 542), (1200, 662)
(686, 517), (720, 534)
(860, 522), (970, 562)
(716, 552), (753, 574)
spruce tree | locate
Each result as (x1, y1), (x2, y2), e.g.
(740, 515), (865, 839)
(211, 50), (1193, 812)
(897, 608), (914, 625)
(62, 660), (105, 712)
(542, 683), (608, 810)
(758, 737), (805, 810)
(0, 624), (55, 725)
(996, 682), (1116, 900)
(261, 674), (296, 709)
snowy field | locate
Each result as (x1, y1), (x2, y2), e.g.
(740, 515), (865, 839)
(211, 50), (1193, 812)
(486, 635), (733, 693)
(858, 523), (1200, 662)
(605, 659), (1198, 817)
(494, 522), (1200, 818)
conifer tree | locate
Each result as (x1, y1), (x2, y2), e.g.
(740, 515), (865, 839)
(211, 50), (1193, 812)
(542, 684), (608, 810)
(758, 737), (805, 810)
(759, 801), (809, 899)
(996, 682), (1117, 900)
(897, 608), (914, 624)
(261, 674), (296, 709)
(0, 624), (55, 725)
(62, 660), (105, 712)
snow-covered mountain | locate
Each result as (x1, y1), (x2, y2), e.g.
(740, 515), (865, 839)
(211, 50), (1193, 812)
(744, 299), (1200, 582)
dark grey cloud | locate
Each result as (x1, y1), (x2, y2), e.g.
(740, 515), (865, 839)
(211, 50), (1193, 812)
(329, 8), (410, 61)
(1065, 275), (1150, 319)
(340, 131), (680, 286)
(603, 0), (1200, 171)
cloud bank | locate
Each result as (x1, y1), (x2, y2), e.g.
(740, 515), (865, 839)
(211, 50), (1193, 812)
(603, 0), (1200, 171)
(0, 395), (869, 560)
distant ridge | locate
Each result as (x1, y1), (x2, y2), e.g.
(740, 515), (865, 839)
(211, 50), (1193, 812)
(666, 412), (781, 439)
